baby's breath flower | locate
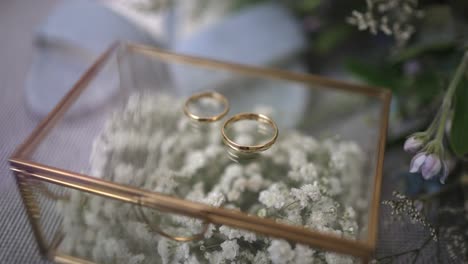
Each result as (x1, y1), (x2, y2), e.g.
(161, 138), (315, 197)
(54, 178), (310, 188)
(293, 245), (315, 264)
(253, 251), (269, 264)
(157, 238), (173, 264)
(203, 191), (225, 207)
(285, 208), (303, 225)
(288, 149), (308, 169)
(204, 251), (222, 264)
(347, 0), (423, 47)
(182, 150), (206, 175)
(220, 240), (239, 260)
(288, 163), (319, 182)
(267, 240), (295, 264)
(291, 183), (321, 208)
(291, 188), (309, 209)
(259, 183), (287, 209)
(219, 225), (257, 242)
(383, 191), (437, 240)
(324, 252), (354, 264)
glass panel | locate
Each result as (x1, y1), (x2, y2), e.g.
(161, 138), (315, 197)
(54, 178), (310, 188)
(33, 180), (359, 263)
(29, 43), (385, 255)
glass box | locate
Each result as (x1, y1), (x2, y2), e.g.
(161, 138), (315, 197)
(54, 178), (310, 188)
(10, 43), (391, 263)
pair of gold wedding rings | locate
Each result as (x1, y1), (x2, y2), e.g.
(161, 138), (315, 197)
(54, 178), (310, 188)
(183, 91), (278, 153)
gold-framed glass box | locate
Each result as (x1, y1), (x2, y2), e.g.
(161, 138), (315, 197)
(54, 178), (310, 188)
(10, 42), (390, 263)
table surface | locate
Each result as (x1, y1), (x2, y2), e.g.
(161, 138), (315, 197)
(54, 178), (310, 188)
(0, 1), (454, 263)
(0, 1), (58, 263)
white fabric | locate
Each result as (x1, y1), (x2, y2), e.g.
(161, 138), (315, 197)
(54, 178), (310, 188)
(25, 0), (157, 118)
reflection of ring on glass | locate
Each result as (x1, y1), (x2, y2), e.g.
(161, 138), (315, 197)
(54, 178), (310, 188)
(222, 113), (278, 153)
(184, 91), (229, 122)
(134, 198), (209, 242)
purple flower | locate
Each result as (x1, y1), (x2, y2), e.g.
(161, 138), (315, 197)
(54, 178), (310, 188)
(409, 152), (427, 173)
(404, 136), (423, 153)
(410, 152), (446, 181)
(420, 154), (441, 179)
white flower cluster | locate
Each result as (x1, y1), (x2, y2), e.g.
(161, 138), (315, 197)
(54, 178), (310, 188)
(347, 0), (424, 47)
(57, 92), (367, 263)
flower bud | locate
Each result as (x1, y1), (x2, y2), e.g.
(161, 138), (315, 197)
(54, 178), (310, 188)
(409, 152), (427, 173)
(404, 136), (423, 153)
(409, 152), (447, 182)
(420, 154), (441, 180)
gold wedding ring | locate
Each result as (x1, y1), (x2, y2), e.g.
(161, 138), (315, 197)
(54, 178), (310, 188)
(184, 91), (229, 122)
(222, 113), (278, 153)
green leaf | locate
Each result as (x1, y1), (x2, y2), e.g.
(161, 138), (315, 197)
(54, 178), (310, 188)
(344, 59), (402, 92)
(315, 25), (351, 54)
(391, 42), (456, 64)
(449, 79), (468, 157)
(391, 5), (457, 63)
(297, 0), (322, 12)
(411, 71), (442, 103)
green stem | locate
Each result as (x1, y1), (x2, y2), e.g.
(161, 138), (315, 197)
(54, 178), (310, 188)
(425, 108), (442, 136)
(435, 51), (468, 143)
(411, 237), (432, 264)
(282, 200), (299, 210)
(204, 243), (221, 250)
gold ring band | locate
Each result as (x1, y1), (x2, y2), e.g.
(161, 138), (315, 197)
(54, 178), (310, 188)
(222, 113), (278, 153)
(183, 91), (229, 122)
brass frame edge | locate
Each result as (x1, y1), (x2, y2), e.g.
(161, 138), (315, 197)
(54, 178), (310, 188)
(10, 162), (373, 259)
(54, 253), (95, 264)
(10, 43), (119, 160)
(129, 43), (388, 98)
(366, 91), (392, 248)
